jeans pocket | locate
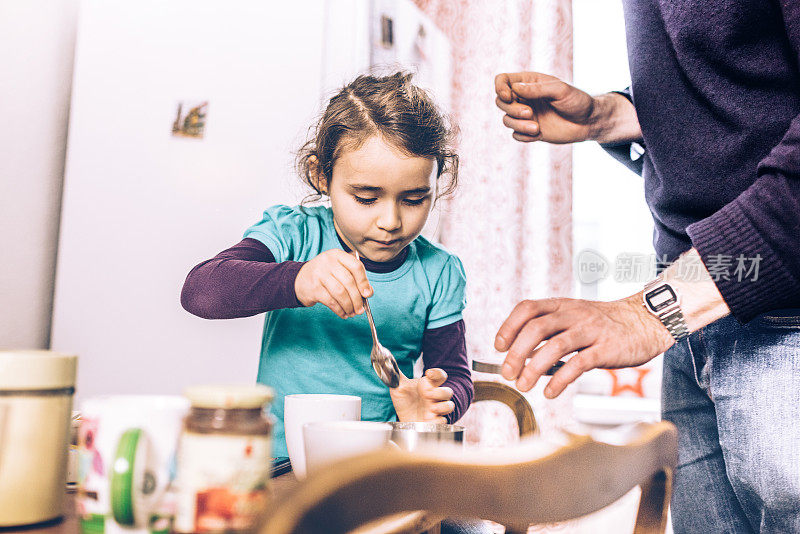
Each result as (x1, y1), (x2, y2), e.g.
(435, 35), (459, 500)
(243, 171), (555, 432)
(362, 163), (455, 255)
(754, 308), (800, 330)
(687, 334), (711, 393)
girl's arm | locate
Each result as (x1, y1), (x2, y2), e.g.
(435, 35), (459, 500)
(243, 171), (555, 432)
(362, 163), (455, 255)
(420, 320), (473, 424)
(181, 238), (306, 319)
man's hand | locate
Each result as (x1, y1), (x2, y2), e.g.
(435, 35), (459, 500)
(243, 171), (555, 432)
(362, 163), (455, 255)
(295, 249), (373, 319)
(494, 295), (674, 398)
(390, 368), (455, 424)
(494, 71), (642, 144)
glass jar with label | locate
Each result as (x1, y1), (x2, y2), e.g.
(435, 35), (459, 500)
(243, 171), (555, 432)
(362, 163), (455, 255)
(174, 384), (274, 533)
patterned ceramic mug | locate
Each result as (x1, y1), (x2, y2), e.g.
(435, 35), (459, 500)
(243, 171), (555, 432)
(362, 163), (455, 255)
(76, 395), (189, 534)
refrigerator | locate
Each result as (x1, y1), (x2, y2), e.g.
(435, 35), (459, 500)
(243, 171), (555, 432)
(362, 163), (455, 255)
(51, 0), (451, 398)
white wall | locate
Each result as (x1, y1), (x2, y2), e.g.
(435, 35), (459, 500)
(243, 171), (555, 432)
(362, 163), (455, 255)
(322, 0), (371, 95)
(51, 1), (327, 398)
(0, 0), (79, 349)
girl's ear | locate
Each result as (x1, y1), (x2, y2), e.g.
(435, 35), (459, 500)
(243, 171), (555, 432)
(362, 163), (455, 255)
(308, 155), (327, 194)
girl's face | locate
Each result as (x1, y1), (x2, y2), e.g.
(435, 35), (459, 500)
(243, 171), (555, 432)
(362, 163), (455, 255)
(327, 135), (436, 262)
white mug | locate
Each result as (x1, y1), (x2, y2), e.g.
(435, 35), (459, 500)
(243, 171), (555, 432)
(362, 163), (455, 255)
(303, 421), (393, 476)
(283, 394), (360, 479)
(76, 395), (189, 534)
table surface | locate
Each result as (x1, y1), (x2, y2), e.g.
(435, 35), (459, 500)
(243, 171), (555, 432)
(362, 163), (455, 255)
(6, 477), (441, 534)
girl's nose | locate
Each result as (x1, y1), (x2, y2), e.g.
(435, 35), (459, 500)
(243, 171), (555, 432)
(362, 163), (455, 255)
(376, 203), (402, 232)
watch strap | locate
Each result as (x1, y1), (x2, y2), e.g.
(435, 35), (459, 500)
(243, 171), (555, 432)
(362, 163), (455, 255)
(660, 308), (690, 341)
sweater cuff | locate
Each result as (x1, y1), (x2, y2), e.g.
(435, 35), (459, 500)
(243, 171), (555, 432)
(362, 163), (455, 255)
(686, 201), (800, 322)
(443, 377), (473, 424)
(599, 88), (645, 176)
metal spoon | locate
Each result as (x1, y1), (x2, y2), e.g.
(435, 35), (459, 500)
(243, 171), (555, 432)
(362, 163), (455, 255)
(472, 359), (565, 376)
(354, 250), (402, 388)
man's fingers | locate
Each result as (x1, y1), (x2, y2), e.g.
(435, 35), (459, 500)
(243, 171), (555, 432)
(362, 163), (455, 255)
(503, 313), (566, 384)
(510, 79), (570, 102)
(495, 97), (535, 119)
(502, 115), (540, 137)
(495, 299), (561, 352)
(512, 132), (541, 143)
(543, 347), (602, 398)
(495, 71), (554, 102)
(494, 73), (514, 102)
(515, 329), (589, 391)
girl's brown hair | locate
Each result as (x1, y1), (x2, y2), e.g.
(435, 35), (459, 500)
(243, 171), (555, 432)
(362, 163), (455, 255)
(297, 71), (459, 201)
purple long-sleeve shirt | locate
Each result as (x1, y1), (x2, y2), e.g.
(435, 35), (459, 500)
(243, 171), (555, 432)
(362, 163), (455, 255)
(608, 0), (800, 322)
(181, 238), (473, 423)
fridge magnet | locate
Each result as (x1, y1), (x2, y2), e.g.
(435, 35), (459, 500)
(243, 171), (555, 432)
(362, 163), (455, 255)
(172, 101), (208, 139)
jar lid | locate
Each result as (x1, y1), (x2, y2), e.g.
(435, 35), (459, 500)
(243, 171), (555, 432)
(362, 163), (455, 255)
(0, 350), (77, 390)
(183, 384), (274, 409)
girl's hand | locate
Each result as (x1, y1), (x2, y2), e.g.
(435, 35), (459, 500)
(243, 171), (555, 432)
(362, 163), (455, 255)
(294, 249), (373, 319)
(390, 368), (455, 424)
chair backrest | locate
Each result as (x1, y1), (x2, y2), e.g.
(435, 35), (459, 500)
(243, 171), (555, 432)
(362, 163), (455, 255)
(259, 421), (677, 534)
(472, 380), (537, 437)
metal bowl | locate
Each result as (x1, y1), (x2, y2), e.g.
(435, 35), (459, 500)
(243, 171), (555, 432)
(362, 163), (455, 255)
(389, 421), (464, 452)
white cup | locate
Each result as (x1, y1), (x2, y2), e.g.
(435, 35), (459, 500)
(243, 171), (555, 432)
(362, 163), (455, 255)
(76, 395), (189, 534)
(283, 394), (360, 479)
(303, 421), (393, 476)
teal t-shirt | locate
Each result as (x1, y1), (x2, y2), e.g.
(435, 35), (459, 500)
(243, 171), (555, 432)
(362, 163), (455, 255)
(243, 205), (467, 457)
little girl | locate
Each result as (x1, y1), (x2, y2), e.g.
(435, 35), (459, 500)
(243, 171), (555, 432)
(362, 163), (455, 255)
(181, 72), (472, 458)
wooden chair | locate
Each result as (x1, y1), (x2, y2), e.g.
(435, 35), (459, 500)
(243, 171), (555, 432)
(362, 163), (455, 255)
(259, 421), (677, 534)
(468, 380), (537, 533)
(472, 380), (538, 437)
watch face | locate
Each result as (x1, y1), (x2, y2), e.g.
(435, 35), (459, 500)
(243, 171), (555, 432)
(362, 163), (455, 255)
(647, 285), (677, 312)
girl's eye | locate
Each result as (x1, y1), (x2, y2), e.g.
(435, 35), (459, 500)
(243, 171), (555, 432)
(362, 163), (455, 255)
(354, 196), (377, 205)
(403, 197), (427, 206)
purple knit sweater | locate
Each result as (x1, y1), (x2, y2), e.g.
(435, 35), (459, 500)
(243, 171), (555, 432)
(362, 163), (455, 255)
(616, 0), (800, 321)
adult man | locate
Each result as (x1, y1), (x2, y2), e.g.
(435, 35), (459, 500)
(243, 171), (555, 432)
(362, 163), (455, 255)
(494, 1), (800, 532)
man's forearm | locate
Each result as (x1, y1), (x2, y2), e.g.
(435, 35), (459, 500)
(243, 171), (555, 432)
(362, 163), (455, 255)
(623, 249), (730, 358)
(662, 248), (731, 332)
(589, 92), (643, 145)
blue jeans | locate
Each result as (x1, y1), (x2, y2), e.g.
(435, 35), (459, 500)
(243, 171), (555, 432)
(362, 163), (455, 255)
(662, 311), (800, 533)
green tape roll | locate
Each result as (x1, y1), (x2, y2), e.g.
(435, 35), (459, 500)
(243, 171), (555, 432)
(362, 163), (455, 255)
(110, 428), (140, 525)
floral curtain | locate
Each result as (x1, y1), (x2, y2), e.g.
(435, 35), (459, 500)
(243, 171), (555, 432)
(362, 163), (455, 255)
(413, 0), (574, 364)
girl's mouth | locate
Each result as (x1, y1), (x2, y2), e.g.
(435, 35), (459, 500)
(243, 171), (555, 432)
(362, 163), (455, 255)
(372, 239), (401, 247)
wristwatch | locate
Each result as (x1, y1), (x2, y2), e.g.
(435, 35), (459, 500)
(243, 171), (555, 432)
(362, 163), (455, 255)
(642, 277), (690, 342)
